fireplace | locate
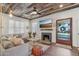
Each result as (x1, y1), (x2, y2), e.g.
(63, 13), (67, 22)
(41, 33), (52, 42)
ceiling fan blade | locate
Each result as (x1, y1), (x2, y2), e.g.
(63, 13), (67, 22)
(37, 12), (41, 15)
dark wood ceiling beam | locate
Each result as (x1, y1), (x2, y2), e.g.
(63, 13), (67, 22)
(3, 3), (14, 13)
(27, 3), (34, 8)
(13, 14), (32, 20)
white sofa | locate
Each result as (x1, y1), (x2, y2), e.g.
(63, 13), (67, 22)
(1, 43), (32, 56)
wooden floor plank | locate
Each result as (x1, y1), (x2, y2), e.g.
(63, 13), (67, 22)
(43, 44), (78, 56)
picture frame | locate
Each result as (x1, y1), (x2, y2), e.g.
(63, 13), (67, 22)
(39, 18), (52, 29)
(56, 18), (72, 46)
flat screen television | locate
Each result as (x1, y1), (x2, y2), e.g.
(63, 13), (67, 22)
(39, 19), (52, 28)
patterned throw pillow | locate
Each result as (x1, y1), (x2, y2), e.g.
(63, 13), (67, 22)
(11, 37), (24, 46)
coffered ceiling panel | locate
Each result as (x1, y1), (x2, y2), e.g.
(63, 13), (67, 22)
(1, 3), (79, 20)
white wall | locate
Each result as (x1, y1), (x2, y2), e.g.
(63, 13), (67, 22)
(31, 7), (79, 47)
(0, 13), (30, 36)
(0, 13), (2, 36)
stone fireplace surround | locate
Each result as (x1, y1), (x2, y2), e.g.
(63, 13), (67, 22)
(40, 31), (52, 44)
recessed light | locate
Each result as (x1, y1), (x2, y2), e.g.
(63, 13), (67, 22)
(59, 4), (63, 8)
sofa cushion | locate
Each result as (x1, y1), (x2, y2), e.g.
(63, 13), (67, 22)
(2, 41), (14, 49)
(3, 43), (32, 56)
(11, 37), (24, 46)
(0, 44), (5, 56)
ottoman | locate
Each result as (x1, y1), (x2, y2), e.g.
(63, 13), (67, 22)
(32, 45), (43, 56)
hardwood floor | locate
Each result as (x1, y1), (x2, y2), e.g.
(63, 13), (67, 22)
(43, 44), (78, 56)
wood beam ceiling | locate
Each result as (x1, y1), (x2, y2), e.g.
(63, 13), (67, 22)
(31, 4), (79, 20)
(1, 3), (79, 20)
(2, 3), (32, 20)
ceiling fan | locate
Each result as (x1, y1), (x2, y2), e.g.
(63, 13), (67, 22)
(26, 7), (41, 15)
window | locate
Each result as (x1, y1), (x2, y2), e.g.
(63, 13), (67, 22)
(8, 20), (28, 34)
(8, 20), (14, 34)
(20, 21), (25, 33)
(15, 21), (20, 34)
(32, 23), (37, 33)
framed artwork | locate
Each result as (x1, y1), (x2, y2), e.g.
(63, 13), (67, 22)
(56, 18), (72, 46)
(39, 19), (52, 29)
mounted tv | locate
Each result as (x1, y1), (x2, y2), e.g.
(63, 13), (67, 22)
(39, 19), (52, 29)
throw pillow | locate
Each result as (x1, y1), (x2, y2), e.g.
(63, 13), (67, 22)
(2, 40), (14, 49)
(11, 37), (24, 46)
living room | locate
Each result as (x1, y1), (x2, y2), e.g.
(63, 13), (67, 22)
(0, 3), (79, 56)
